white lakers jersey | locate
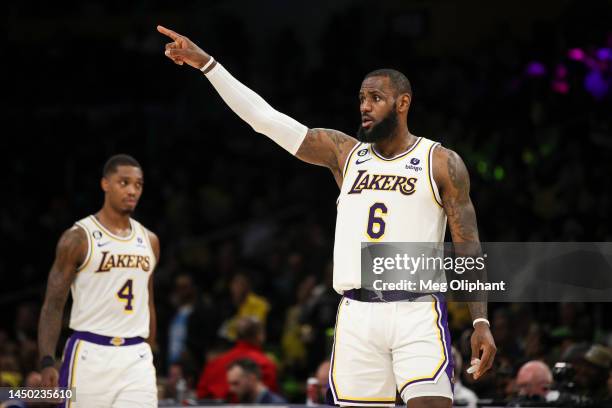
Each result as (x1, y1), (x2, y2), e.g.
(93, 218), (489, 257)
(333, 137), (447, 293)
(69, 215), (156, 338)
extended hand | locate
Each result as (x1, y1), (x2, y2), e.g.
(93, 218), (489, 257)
(157, 25), (211, 69)
(470, 322), (496, 380)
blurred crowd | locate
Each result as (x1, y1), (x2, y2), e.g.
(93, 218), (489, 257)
(2, 0), (612, 405)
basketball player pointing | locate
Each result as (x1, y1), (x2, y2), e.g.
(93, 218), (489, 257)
(158, 26), (496, 408)
(38, 155), (159, 407)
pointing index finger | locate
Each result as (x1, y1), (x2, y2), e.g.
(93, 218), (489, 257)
(157, 25), (180, 41)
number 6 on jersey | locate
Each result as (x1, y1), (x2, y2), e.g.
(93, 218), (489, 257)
(367, 202), (388, 240)
(117, 279), (134, 312)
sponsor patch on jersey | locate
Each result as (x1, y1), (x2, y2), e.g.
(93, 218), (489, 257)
(355, 148), (372, 165)
(405, 158), (423, 172)
(92, 230), (103, 240)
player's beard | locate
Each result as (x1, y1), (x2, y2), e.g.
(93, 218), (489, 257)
(356, 105), (399, 143)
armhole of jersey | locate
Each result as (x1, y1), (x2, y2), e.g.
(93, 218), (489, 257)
(75, 222), (92, 273)
(341, 142), (362, 179)
(428, 142), (444, 208)
(140, 224), (157, 265)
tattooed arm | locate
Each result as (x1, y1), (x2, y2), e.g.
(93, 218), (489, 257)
(146, 230), (160, 349)
(433, 146), (496, 380)
(38, 226), (87, 387)
(296, 129), (358, 186)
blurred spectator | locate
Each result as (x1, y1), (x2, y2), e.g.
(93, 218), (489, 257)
(196, 317), (278, 400)
(281, 275), (316, 374)
(452, 346), (478, 408)
(167, 273), (216, 369)
(161, 363), (197, 403)
(299, 262), (339, 372)
(218, 273), (271, 342)
(0, 354), (22, 387)
(573, 344), (612, 399)
(226, 358), (286, 404)
(514, 360), (552, 401)
(14, 303), (38, 343)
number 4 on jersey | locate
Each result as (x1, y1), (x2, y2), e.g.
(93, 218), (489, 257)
(117, 279), (134, 312)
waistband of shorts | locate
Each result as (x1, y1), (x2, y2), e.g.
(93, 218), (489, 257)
(71, 331), (145, 346)
(343, 288), (441, 302)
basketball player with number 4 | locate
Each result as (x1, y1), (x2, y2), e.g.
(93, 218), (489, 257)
(38, 154), (159, 407)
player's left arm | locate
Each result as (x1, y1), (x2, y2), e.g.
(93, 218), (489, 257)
(146, 230), (160, 349)
(433, 146), (496, 380)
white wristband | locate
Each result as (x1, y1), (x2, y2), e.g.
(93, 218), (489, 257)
(200, 57), (215, 73)
(473, 318), (490, 327)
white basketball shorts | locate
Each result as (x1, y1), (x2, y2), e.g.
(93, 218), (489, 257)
(328, 294), (453, 406)
(58, 332), (157, 408)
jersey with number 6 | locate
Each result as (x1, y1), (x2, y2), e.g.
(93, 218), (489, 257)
(68, 215), (156, 338)
(333, 137), (447, 293)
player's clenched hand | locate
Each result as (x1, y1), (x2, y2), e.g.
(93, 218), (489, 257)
(157, 25), (211, 69)
(40, 366), (59, 388)
(470, 322), (496, 380)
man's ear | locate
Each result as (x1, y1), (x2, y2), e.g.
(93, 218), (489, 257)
(397, 93), (411, 113)
(101, 177), (109, 193)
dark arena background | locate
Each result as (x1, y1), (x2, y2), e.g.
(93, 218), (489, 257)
(2, 0), (612, 407)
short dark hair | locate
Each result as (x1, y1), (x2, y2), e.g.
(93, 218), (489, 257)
(364, 69), (412, 97)
(228, 358), (262, 379)
(102, 154), (141, 177)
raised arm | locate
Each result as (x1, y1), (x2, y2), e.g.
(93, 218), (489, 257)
(38, 226), (87, 387)
(433, 146), (496, 380)
(157, 25), (358, 185)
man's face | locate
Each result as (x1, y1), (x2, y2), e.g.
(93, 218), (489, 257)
(357, 76), (399, 143)
(101, 165), (143, 215)
(227, 366), (256, 402)
(516, 378), (550, 398)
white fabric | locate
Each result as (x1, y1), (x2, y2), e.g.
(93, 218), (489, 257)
(333, 137), (447, 293)
(69, 216), (155, 338)
(204, 63), (308, 155)
(329, 295), (453, 406)
(63, 340), (157, 407)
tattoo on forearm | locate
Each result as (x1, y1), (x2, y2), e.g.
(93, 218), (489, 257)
(442, 151), (479, 242)
(468, 301), (488, 320)
(38, 229), (84, 358)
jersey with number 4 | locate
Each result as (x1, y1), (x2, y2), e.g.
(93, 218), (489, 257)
(333, 137), (447, 293)
(68, 215), (156, 338)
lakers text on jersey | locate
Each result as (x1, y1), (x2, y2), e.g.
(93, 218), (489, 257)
(71, 215), (156, 338)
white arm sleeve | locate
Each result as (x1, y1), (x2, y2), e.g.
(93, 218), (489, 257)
(204, 62), (308, 155)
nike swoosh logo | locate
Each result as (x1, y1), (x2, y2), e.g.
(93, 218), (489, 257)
(97, 241), (111, 247)
(356, 158), (372, 165)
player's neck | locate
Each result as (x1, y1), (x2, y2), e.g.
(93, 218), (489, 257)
(373, 127), (417, 158)
(96, 207), (132, 233)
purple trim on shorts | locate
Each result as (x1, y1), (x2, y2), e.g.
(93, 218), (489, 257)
(437, 294), (455, 393)
(399, 294), (453, 394)
(72, 331), (144, 346)
(57, 335), (78, 408)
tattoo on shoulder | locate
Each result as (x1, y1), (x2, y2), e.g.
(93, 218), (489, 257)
(57, 227), (87, 264)
(446, 149), (469, 193)
(298, 128), (357, 171)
